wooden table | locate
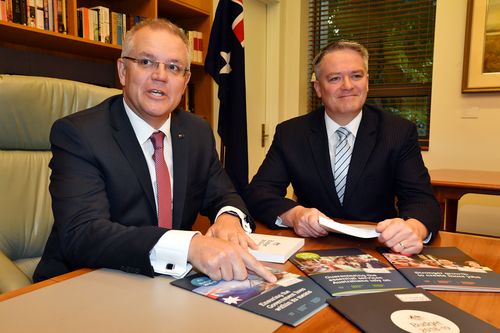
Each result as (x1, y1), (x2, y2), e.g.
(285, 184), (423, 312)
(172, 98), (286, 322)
(1, 224), (499, 332)
(429, 169), (500, 232)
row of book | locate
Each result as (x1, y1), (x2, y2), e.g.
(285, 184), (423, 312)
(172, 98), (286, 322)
(0, 0), (66, 33)
(187, 30), (203, 63)
(171, 233), (500, 329)
(76, 6), (204, 58)
(0, 1), (205, 60)
(76, 6), (131, 46)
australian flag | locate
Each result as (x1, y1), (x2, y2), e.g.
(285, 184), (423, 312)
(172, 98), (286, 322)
(205, 0), (248, 194)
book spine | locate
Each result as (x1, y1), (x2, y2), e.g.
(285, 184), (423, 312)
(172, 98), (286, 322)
(90, 8), (98, 41)
(76, 7), (89, 39)
(34, 0), (43, 29)
(12, 0), (21, 23)
(0, 1), (5, 21)
(55, 0), (63, 33)
(83, 7), (89, 39)
(20, 0), (27, 24)
(90, 6), (110, 43)
(6, 0), (13, 21)
(52, 0), (57, 32)
(86, 7), (93, 40)
(116, 12), (123, 46)
(110, 11), (117, 45)
(46, 0), (52, 31)
(104, 8), (110, 43)
(42, 0), (48, 29)
(121, 12), (126, 43)
(27, 0), (35, 27)
(187, 31), (195, 63)
(197, 31), (203, 63)
(59, 0), (65, 33)
(76, 8), (81, 37)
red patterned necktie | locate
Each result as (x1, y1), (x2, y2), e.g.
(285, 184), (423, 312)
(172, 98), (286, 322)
(150, 131), (172, 229)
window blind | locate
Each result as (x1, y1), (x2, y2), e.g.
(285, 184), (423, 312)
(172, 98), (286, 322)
(308, 0), (436, 149)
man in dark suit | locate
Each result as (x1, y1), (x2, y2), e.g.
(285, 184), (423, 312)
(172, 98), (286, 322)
(34, 19), (275, 283)
(245, 40), (440, 255)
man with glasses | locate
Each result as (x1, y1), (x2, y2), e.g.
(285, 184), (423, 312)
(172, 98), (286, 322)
(34, 19), (276, 284)
(245, 40), (440, 255)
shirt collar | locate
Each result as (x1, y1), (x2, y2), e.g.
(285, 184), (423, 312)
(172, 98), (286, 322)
(324, 109), (363, 138)
(122, 98), (171, 145)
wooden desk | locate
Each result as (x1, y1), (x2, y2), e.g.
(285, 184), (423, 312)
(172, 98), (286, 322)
(1, 225), (499, 332)
(429, 169), (500, 232)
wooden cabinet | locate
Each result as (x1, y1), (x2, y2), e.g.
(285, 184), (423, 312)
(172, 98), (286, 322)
(0, 0), (213, 123)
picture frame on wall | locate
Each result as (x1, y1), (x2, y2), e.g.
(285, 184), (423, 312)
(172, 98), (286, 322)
(462, 0), (500, 92)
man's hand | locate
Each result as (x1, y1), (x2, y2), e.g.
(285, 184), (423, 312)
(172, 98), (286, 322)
(206, 213), (258, 251)
(280, 206), (329, 238)
(188, 234), (277, 283)
(376, 218), (428, 255)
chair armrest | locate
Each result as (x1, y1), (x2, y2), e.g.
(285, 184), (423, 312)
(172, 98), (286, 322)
(0, 250), (32, 293)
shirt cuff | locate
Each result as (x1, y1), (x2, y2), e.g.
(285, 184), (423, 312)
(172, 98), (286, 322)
(150, 230), (200, 278)
(274, 216), (289, 228)
(216, 206), (252, 233)
(423, 232), (432, 244)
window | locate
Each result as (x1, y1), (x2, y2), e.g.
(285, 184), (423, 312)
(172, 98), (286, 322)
(308, 0), (436, 149)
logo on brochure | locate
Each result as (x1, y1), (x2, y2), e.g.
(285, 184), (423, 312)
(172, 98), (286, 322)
(190, 276), (218, 287)
(390, 309), (460, 333)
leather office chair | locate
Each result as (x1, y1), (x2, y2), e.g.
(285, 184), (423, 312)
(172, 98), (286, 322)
(457, 193), (500, 237)
(0, 74), (121, 293)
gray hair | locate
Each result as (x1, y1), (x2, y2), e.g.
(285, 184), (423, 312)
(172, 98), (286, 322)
(121, 18), (191, 69)
(313, 40), (369, 79)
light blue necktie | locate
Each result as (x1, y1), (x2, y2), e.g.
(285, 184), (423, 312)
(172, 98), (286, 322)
(334, 127), (352, 205)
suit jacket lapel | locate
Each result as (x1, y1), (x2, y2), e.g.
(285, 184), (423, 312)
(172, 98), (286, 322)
(307, 109), (342, 206)
(109, 96), (157, 215)
(343, 106), (378, 204)
(171, 110), (188, 229)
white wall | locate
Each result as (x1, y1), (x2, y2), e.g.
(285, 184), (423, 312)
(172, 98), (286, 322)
(277, 0), (309, 121)
(424, 0), (500, 171)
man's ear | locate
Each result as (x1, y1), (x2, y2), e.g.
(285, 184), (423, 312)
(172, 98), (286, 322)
(313, 80), (321, 98)
(183, 71), (191, 90)
(117, 58), (126, 87)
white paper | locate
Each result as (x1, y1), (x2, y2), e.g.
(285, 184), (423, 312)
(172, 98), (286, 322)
(318, 217), (380, 238)
(248, 233), (305, 263)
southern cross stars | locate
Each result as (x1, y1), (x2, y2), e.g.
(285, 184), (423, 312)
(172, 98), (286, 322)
(222, 295), (241, 305)
(219, 51), (232, 74)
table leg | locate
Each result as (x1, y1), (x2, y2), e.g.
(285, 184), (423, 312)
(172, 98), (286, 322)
(444, 199), (458, 232)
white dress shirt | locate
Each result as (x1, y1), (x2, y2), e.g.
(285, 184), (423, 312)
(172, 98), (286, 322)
(123, 100), (251, 278)
(274, 111), (362, 228)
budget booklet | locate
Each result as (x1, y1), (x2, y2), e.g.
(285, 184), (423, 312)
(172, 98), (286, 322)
(248, 233), (305, 263)
(290, 248), (412, 296)
(170, 268), (329, 327)
(380, 246), (500, 292)
(328, 287), (499, 333)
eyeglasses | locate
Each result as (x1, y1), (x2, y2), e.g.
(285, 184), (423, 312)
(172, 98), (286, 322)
(122, 56), (190, 77)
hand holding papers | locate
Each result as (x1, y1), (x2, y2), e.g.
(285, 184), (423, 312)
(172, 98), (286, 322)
(318, 217), (380, 239)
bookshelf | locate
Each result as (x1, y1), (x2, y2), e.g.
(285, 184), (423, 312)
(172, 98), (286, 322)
(0, 0), (213, 124)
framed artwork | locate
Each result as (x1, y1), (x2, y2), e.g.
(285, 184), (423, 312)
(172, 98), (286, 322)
(462, 0), (500, 92)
